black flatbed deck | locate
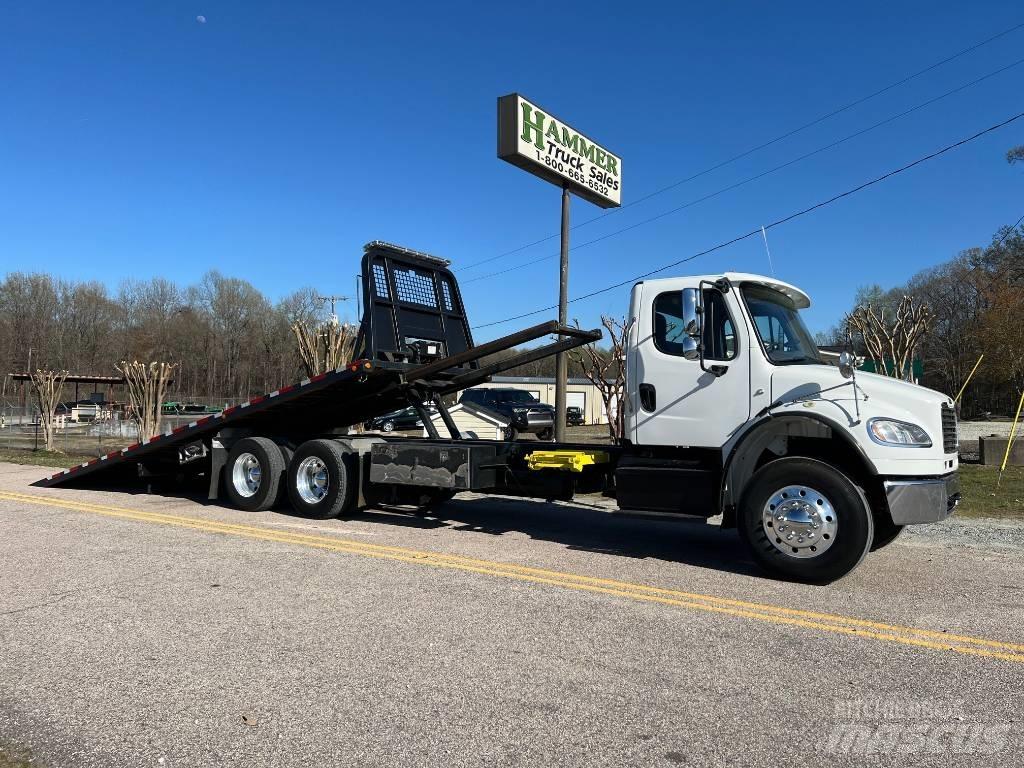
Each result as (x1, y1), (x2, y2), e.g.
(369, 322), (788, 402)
(34, 241), (603, 492)
(34, 361), (405, 488)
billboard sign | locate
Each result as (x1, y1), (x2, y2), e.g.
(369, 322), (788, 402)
(497, 93), (621, 208)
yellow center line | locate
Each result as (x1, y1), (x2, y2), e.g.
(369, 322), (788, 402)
(2, 489), (1022, 663)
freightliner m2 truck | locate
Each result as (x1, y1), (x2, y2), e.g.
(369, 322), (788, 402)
(40, 242), (959, 583)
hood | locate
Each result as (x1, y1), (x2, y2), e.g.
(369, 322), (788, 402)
(770, 363), (954, 460)
(771, 364), (950, 412)
(851, 368), (951, 406)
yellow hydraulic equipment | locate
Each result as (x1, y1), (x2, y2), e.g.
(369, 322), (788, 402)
(525, 450), (610, 472)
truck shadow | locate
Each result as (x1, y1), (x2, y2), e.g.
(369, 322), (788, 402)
(350, 495), (763, 578)
(55, 479), (762, 578)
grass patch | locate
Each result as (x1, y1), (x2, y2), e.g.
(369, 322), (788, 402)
(0, 448), (96, 469)
(0, 744), (40, 768)
(956, 463), (1024, 519)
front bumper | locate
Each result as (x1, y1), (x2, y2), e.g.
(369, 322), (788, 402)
(884, 472), (960, 525)
(513, 410), (554, 432)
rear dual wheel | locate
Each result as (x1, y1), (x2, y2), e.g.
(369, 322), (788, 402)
(224, 437), (288, 512)
(286, 439), (358, 519)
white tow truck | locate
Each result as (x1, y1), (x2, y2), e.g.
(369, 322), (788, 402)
(41, 244), (959, 583)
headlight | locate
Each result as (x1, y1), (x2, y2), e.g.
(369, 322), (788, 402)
(867, 418), (932, 447)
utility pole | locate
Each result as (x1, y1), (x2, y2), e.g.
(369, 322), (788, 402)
(315, 295), (351, 326)
(22, 347), (34, 409)
(555, 185), (570, 442)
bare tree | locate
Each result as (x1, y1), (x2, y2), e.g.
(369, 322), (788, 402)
(28, 370), (69, 451)
(844, 296), (931, 381)
(292, 319), (354, 378)
(906, 253), (987, 405)
(117, 361), (177, 440)
(568, 316), (631, 439)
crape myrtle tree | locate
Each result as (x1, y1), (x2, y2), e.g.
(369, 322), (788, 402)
(844, 295), (931, 382)
(292, 318), (355, 378)
(117, 361), (177, 440)
(28, 369), (68, 451)
(568, 316), (631, 440)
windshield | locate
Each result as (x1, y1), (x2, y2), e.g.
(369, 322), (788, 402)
(742, 285), (821, 365)
(497, 391), (539, 404)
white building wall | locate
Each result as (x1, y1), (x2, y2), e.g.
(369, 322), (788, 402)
(425, 408), (504, 439)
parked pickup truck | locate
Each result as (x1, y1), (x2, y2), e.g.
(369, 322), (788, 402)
(566, 405), (585, 426)
(458, 388), (555, 441)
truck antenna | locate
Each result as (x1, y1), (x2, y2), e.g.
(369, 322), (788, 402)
(845, 329), (862, 425)
(760, 226), (775, 277)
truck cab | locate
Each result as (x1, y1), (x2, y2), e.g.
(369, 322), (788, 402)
(624, 272), (959, 581)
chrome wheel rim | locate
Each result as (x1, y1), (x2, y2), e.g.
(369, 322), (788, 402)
(296, 456), (329, 504)
(231, 452), (262, 498)
(762, 484), (837, 559)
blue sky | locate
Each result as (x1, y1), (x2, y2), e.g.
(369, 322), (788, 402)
(2, 1), (1022, 342)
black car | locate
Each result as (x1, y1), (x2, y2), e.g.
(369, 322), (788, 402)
(459, 388), (554, 440)
(364, 406), (434, 433)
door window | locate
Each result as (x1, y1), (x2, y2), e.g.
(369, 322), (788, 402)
(652, 292), (688, 356)
(653, 290), (737, 361)
(702, 290), (737, 361)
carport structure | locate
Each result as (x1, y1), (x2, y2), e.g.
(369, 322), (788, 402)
(8, 373), (127, 406)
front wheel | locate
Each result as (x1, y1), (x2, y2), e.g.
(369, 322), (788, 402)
(738, 458), (873, 584)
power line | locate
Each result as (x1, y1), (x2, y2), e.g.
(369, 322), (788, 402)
(992, 212), (1024, 248)
(458, 20), (1024, 273)
(965, 211), (1024, 286)
(462, 55), (1024, 286)
(471, 110), (1024, 331)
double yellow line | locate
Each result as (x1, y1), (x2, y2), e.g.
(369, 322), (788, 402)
(3, 489), (1023, 664)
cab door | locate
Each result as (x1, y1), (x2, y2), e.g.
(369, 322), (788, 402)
(631, 285), (751, 448)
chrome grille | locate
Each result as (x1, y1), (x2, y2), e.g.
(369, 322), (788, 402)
(941, 403), (958, 454)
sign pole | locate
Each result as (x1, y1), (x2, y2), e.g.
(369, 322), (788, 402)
(555, 184), (570, 442)
(496, 92), (622, 442)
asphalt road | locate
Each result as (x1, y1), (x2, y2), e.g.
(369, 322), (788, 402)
(1, 461), (1022, 767)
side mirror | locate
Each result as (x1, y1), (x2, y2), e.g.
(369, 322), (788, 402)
(680, 288), (702, 361)
(681, 288), (701, 338)
(838, 351), (856, 379)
